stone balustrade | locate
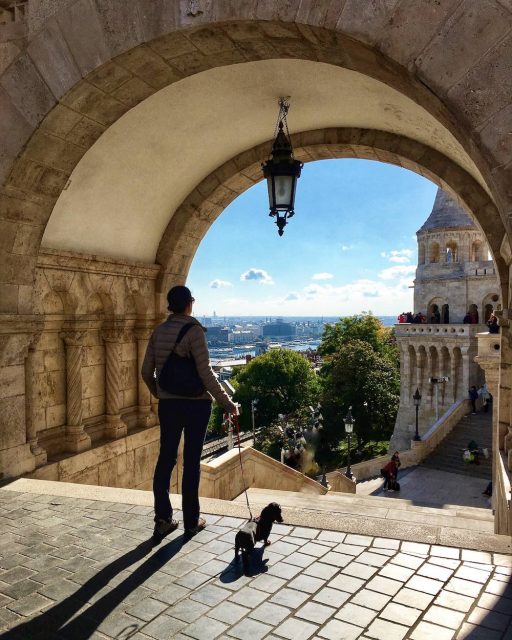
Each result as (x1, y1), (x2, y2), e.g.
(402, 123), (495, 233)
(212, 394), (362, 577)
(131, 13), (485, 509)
(394, 323), (487, 338)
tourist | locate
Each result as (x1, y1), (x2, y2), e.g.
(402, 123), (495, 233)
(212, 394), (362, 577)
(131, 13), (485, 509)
(380, 452), (400, 491)
(483, 481), (492, 497)
(467, 439), (480, 465)
(406, 312), (413, 323)
(479, 384), (491, 413)
(142, 285), (239, 540)
(463, 313), (471, 324)
(469, 386), (478, 414)
(487, 313), (499, 334)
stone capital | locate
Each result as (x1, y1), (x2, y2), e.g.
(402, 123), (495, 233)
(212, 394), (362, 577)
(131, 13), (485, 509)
(102, 323), (131, 343)
(59, 330), (86, 347)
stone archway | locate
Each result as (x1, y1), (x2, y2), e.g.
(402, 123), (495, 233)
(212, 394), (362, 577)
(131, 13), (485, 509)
(1, 4), (511, 534)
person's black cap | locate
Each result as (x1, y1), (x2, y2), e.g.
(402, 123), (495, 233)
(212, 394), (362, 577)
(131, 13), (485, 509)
(167, 286), (193, 313)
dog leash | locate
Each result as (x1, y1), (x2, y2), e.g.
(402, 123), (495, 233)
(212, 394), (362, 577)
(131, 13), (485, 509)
(224, 413), (253, 520)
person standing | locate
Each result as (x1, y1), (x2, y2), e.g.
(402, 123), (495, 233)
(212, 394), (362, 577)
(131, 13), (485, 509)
(469, 385), (478, 415)
(380, 452), (400, 491)
(479, 383), (491, 413)
(142, 286), (238, 539)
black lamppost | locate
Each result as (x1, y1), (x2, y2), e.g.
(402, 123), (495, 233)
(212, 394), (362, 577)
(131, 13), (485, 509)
(262, 98), (303, 236)
(344, 407), (355, 479)
(413, 387), (422, 441)
(251, 398), (258, 442)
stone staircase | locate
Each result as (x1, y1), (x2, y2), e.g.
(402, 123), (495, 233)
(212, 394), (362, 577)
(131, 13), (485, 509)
(421, 410), (492, 479)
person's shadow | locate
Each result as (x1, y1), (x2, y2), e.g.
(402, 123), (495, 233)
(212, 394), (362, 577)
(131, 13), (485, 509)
(1, 534), (188, 640)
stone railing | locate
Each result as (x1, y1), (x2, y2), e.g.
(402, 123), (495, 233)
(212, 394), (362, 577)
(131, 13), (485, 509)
(325, 470), (356, 494)
(495, 452), (512, 536)
(337, 399), (472, 485)
(199, 447), (327, 500)
(394, 323), (486, 338)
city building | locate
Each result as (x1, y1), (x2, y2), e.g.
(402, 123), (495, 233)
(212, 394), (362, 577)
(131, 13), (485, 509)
(262, 318), (297, 339)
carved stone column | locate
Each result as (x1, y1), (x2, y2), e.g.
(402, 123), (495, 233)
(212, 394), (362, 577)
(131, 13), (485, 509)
(101, 326), (128, 439)
(134, 325), (157, 428)
(25, 338), (47, 467)
(60, 330), (91, 453)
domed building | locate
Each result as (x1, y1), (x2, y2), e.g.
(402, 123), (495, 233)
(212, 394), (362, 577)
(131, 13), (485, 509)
(390, 189), (500, 451)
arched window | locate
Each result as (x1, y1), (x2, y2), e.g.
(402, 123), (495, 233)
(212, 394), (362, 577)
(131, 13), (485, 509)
(484, 304), (493, 323)
(418, 242), (425, 265)
(428, 303), (441, 323)
(471, 241), (482, 262)
(446, 241), (458, 263)
(442, 304), (449, 324)
(467, 304), (479, 324)
(429, 242), (440, 263)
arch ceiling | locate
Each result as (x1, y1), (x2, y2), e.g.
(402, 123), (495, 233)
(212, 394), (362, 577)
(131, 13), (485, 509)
(42, 58), (488, 263)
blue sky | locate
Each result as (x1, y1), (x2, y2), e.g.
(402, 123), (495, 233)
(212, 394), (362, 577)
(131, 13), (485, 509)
(188, 159), (438, 317)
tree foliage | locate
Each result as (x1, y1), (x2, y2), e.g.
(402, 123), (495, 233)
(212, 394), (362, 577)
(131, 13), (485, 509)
(233, 348), (319, 430)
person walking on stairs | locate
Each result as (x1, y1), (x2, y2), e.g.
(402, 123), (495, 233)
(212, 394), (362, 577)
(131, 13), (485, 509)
(469, 386), (478, 414)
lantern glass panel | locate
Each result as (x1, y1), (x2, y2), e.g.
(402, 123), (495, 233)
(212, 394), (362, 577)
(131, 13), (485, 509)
(274, 174), (294, 208)
(344, 421), (354, 434)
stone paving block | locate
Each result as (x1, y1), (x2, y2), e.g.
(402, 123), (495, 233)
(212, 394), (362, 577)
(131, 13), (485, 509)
(431, 545), (460, 559)
(189, 584), (230, 607)
(494, 554), (512, 568)
(287, 574), (325, 594)
(335, 601), (378, 627)
(411, 621), (455, 640)
(461, 550), (492, 564)
(251, 573), (286, 594)
(296, 600), (335, 624)
(228, 586), (268, 608)
(393, 587), (435, 610)
(0, 566), (37, 584)
(200, 540), (233, 556)
(468, 606), (511, 631)
(401, 542), (430, 556)
(371, 548), (396, 557)
(271, 587), (310, 609)
(477, 591), (512, 615)
(373, 537), (400, 550)
(215, 517), (245, 528)
(406, 574), (444, 595)
(333, 543), (366, 557)
(37, 578), (81, 601)
(289, 527), (320, 539)
(175, 569), (212, 590)
(6, 591), (53, 616)
(446, 577), (484, 598)
(366, 617), (409, 640)
(142, 614), (190, 639)
(283, 552), (317, 569)
(303, 562), (339, 581)
(320, 551), (352, 568)
(267, 562), (302, 580)
(424, 604), (465, 629)
(351, 588), (391, 610)
(392, 553), (425, 570)
(342, 561), (378, 580)
(299, 542), (330, 558)
(126, 596), (170, 622)
(434, 589), (475, 612)
(456, 622), (502, 639)
(208, 600), (249, 625)
(328, 573), (365, 594)
(270, 541), (302, 556)
(367, 575), (402, 596)
(485, 579), (512, 598)
(97, 612), (144, 638)
(274, 616), (319, 640)
(229, 616), (274, 640)
(454, 565), (491, 584)
(153, 582), (191, 606)
(312, 585), (351, 608)
(418, 562), (454, 582)
(165, 598), (211, 624)
(430, 557), (460, 570)
(0, 578), (41, 600)
(379, 563), (414, 582)
(249, 601), (290, 624)
(381, 601), (422, 626)
(318, 618), (362, 640)
(196, 559), (226, 577)
(317, 531), (346, 543)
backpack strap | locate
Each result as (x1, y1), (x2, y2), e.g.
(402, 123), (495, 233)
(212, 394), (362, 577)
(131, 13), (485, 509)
(169, 322), (197, 355)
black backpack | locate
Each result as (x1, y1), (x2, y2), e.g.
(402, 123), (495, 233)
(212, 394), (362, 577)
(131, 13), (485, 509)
(158, 323), (205, 397)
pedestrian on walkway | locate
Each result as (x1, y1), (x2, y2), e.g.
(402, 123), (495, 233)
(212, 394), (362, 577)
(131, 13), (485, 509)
(478, 383), (491, 413)
(469, 386), (478, 414)
(381, 452), (400, 491)
(142, 286), (238, 540)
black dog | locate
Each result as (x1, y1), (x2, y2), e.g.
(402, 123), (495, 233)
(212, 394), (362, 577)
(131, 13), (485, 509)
(234, 502), (283, 574)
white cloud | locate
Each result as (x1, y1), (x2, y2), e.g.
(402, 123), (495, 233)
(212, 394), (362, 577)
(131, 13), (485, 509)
(210, 279), (233, 289)
(284, 292), (300, 301)
(240, 268), (274, 285)
(341, 244), (354, 252)
(381, 249), (414, 264)
(378, 265), (416, 281)
(312, 272), (334, 281)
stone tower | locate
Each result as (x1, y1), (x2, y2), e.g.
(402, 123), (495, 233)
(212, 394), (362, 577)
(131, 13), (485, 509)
(390, 189), (500, 451)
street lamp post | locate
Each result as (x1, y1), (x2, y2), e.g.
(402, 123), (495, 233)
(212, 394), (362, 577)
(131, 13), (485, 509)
(413, 387), (422, 441)
(251, 398), (258, 443)
(344, 407), (355, 479)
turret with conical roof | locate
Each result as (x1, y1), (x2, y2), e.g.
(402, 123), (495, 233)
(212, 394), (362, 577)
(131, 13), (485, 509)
(414, 188), (498, 323)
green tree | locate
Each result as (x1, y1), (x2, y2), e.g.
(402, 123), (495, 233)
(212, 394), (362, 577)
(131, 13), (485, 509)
(318, 339), (400, 468)
(319, 312), (398, 366)
(233, 348), (319, 431)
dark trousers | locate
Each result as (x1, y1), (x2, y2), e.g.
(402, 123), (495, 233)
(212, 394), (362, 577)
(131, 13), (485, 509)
(471, 399), (477, 413)
(153, 399), (211, 529)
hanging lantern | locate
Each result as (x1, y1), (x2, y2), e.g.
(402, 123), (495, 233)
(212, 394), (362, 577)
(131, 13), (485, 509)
(262, 98), (303, 236)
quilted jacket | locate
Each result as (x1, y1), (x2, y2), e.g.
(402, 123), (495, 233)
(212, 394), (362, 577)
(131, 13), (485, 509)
(141, 313), (237, 412)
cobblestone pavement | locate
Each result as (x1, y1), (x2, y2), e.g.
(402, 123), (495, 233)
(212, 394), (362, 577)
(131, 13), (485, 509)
(0, 489), (511, 640)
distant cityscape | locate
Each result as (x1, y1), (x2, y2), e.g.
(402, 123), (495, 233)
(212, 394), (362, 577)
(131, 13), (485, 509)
(204, 315), (396, 361)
